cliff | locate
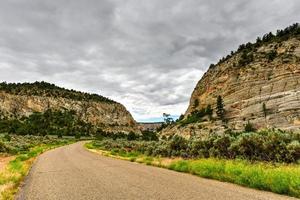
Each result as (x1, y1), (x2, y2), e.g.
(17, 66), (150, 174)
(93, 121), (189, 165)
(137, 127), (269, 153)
(138, 122), (163, 131)
(162, 24), (300, 137)
(0, 82), (140, 134)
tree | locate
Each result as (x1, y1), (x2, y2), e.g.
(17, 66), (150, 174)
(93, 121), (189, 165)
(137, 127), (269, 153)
(142, 130), (158, 141)
(127, 131), (137, 141)
(266, 50), (277, 61)
(193, 99), (199, 108)
(216, 96), (225, 121)
(262, 103), (267, 118)
(205, 104), (213, 119)
(163, 113), (174, 125)
(57, 132), (63, 138)
(178, 114), (184, 121)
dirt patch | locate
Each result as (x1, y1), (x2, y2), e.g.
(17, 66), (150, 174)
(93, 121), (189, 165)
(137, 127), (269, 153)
(159, 158), (182, 167)
(0, 155), (15, 172)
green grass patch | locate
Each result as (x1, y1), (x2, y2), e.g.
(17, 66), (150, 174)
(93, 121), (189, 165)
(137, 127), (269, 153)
(0, 140), (75, 200)
(169, 158), (300, 198)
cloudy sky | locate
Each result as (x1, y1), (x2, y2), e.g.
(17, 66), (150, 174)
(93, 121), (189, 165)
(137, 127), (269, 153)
(0, 0), (299, 122)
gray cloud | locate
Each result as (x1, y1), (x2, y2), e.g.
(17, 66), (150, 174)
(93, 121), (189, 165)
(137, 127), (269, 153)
(0, 0), (299, 121)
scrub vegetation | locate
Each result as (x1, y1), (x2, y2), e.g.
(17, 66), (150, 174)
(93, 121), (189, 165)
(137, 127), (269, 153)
(86, 129), (300, 198)
(0, 135), (74, 199)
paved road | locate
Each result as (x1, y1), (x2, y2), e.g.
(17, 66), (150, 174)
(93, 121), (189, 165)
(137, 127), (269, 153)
(17, 142), (297, 200)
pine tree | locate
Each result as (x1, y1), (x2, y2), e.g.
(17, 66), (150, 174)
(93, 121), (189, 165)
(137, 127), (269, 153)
(216, 95), (225, 121)
(262, 103), (267, 118)
(205, 104), (213, 119)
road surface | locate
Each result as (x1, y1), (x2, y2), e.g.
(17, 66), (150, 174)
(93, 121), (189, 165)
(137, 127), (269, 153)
(16, 142), (297, 200)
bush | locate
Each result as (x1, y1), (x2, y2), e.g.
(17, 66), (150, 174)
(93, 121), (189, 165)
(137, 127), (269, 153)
(266, 50), (277, 61)
(169, 135), (187, 152)
(0, 134), (71, 154)
(75, 133), (81, 139)
(244, 121), (256, 132)
(4, 134), (11, 141)
(179, 105), (214, 126)
(238, 51), (254, 67)
(141, 131), (158, 141)
(287, 141), (300, 162)
(89, 129), (300, 163)
(127, 132), (137, 141)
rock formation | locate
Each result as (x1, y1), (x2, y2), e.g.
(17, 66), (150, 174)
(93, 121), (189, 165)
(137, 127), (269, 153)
(162, 24), (300, 137)
(0, 82), (140, 133)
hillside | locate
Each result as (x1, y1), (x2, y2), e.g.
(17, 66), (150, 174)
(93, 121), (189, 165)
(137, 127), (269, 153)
(162, 23), (300, 137)
(0, 81), (140, 134)
(138, 122), (163, 131)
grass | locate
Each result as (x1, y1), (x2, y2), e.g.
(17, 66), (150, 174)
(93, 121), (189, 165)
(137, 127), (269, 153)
(0, 141), (74, 200)
(85, 141), (300, 198)
(168, 159), (300, 197)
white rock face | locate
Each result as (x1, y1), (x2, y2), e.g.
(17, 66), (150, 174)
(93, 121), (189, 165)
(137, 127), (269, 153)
(162, 38), (300, 138)
(0, 92), (140, 133)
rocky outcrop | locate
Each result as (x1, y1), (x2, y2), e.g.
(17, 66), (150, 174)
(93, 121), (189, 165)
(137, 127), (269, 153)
(0, 85), (140, 134)
(138, 122), (163, 131)
(162, 36), (300, 137)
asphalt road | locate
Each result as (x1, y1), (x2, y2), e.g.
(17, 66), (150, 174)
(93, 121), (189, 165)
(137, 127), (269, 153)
(16, 142), (297, 200)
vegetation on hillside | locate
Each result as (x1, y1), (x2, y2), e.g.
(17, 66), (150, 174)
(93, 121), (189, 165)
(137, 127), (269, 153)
(210, 23), (300, 68)
(177, 96), (222, 126)
(0, 109), (94, 137)
(95, 128), (157, 141)
(178, 105), (213, 126)
(0, 81), (116, 103)
(0, 108), (145, 142)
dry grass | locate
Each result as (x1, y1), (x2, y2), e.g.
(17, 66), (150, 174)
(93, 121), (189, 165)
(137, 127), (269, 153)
(0, 141), (74, 199)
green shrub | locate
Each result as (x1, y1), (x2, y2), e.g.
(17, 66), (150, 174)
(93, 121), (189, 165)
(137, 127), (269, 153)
(0, 134), (71, 155)
(89, 129), (300, 163)
(287, 141), (300, 162)
(75, 133), (81, 139)
(244, 121), (256, 132)
(4, 134), (11, 141)
(179, 105), (213, 126)
(266, 50), (277, 61)
(238, 51), (254, 67)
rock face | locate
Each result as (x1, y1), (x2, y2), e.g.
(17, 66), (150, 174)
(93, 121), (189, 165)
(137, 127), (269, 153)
(0, 83), (140, 134)
(138, 122), (163, 131)
(162, 34), (300, 137)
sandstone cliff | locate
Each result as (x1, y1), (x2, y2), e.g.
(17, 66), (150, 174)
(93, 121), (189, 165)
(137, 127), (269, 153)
(0, 82), (140, 133)
(138, 122), (163, 131)
(162, 24), (300, 137)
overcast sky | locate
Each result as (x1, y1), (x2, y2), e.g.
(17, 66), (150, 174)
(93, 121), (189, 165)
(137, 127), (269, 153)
(0, 0), (299, 122)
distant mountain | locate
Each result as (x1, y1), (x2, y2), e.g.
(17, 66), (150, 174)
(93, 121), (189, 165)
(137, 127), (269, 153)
(162, 23), (300, 137)
(0, 81), (140, 134)
(138, 122), (163, 131)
